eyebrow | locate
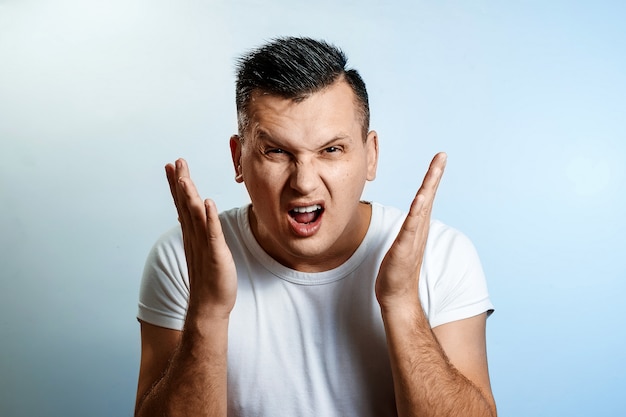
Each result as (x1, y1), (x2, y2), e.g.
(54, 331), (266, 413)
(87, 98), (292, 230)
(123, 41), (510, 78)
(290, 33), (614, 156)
(318, 135), (352, 149)
(255, 129), (353, 149)
(254, 130), (274, 142)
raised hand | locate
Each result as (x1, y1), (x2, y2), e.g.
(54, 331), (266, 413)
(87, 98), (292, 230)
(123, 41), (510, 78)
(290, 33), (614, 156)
(375, 152), (447, 312)
(165, 158), (237, 320)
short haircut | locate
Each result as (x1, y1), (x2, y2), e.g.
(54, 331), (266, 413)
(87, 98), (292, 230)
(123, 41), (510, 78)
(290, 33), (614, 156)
(235, 37), (370, 140)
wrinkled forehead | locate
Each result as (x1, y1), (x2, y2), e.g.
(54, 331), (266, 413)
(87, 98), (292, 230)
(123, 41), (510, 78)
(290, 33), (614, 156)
(242, 81), (362, 138)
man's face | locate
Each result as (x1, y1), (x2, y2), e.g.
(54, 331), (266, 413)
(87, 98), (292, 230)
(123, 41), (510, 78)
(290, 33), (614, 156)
(230, 79), (379, 272)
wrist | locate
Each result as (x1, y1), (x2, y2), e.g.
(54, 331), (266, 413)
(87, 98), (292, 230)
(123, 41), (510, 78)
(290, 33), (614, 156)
(186, 307), (231, 328)
(377, 290), (420, 313)
(187, 294), (234, 321)
(180, 311), (230, 357)
(378, 297), (427, 326)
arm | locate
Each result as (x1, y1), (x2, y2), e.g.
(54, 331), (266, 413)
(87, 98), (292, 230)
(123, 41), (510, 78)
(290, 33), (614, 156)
(381, 308), (496, 417)
(135, 322), (181, 415)
(135, 159), (237, 417)
(376, 153), (496, 417)
(135, 318), (229, 417)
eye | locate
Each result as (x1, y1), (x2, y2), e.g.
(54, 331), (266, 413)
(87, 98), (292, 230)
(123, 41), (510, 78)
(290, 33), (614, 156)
(263, 148), (292, 160)
(322, 146), (343, 156)
(265, 148), (286, 155)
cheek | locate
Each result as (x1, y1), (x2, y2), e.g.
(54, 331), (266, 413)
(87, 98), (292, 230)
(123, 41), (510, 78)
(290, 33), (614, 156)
(246, 164), (287, 195)
(324, 162), (368, 195)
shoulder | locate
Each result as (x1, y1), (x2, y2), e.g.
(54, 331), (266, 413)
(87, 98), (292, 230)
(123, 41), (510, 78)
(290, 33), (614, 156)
(425, 220), (481, 266)
(138, 224), (187, 330)
(218, 205), (243, 224)
(368, 202), (467, 245)
(370, 201), (405, 222)
(147, 205), (247, 258)
(368, 202), (406, 236)
(137, 205), (249, 330)
(421, 221), (493, 327)
(145, 224), (184, 267)
(368, 202), (477, 252)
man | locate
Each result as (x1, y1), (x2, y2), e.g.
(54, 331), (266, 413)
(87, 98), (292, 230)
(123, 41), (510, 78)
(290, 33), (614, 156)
(135, 37), (496, 417)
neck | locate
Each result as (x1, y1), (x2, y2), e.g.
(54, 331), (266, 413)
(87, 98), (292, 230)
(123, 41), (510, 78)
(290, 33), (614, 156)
(248, 201), (372, 273)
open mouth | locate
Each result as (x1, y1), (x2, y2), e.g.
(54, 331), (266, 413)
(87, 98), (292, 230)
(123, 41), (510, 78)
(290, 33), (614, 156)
(289, 204), (324, 225)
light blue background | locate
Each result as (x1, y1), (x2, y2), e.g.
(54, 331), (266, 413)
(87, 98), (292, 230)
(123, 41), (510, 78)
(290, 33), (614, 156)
(1, 1), (624, 416)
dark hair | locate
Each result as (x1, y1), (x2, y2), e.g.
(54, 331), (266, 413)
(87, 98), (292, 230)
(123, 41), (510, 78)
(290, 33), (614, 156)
(235, 37), (370, 139)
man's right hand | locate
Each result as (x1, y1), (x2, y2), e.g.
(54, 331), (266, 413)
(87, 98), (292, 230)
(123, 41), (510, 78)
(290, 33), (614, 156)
(135, 159), (234, 417)
(165, 158), (237, 320)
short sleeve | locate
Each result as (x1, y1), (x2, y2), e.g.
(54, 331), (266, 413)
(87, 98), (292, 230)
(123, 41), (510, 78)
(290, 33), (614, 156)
(137, 226), (190, 331)
(422, 221), (494, 328)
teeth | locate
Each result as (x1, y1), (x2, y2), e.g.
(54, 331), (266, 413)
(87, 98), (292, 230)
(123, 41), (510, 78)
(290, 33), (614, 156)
(291, 204), (322, 213)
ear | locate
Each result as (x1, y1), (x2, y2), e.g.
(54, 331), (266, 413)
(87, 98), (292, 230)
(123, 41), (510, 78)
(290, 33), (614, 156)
(230, 135), (244, 183)
(365, 130), (379, 181)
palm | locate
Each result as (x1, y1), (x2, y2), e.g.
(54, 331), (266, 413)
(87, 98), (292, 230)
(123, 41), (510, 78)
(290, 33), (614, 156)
(375, 153), (446, 310)
(166, 159), (238, 318)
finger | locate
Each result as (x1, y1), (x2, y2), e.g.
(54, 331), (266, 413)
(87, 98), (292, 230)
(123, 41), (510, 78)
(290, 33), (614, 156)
(397, 152), (447, 255)
(178, 175), (208, 228)
(204, 198), (224, 242)
(166, 162), (198, 271)
(172, 160), (212, 281)
(165, 160), (193, 227)
(205, 199), (230, 257)
(415, 152), (447, 206)
(167, 159), (207, 245)
(174, 161), (211, 253)
(391, 194), (426, 257)
(204, 199), (236, 278)
(175, 159), (204, 223)
(165, 163), (183, 219)
(404, 152), (446, 225)
(175, 157), (191, 181)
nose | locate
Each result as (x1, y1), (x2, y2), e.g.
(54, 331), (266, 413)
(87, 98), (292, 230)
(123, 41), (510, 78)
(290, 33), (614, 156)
(289, 159), (320, 195)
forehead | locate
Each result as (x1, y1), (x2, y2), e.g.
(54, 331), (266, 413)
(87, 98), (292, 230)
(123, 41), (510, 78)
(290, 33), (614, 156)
(245, 80), (362, 142)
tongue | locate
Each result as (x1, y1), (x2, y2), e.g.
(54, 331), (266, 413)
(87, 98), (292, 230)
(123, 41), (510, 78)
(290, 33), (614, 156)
(292, 211), (317, 224)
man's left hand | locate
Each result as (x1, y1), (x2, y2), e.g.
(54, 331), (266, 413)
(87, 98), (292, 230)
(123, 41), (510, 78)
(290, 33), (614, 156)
(375, 152), (447, 312)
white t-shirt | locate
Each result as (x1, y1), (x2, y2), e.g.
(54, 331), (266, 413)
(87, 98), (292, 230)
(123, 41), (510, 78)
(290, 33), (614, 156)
(138, 202), (494, 417)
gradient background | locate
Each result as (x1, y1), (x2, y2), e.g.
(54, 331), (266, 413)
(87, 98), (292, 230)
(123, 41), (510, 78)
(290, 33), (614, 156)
(1, 0), (625, 416)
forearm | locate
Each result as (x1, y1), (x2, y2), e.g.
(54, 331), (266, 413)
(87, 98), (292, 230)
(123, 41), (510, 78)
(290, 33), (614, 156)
(381, 304), (495, 417)
(135, 315), (229, 417)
